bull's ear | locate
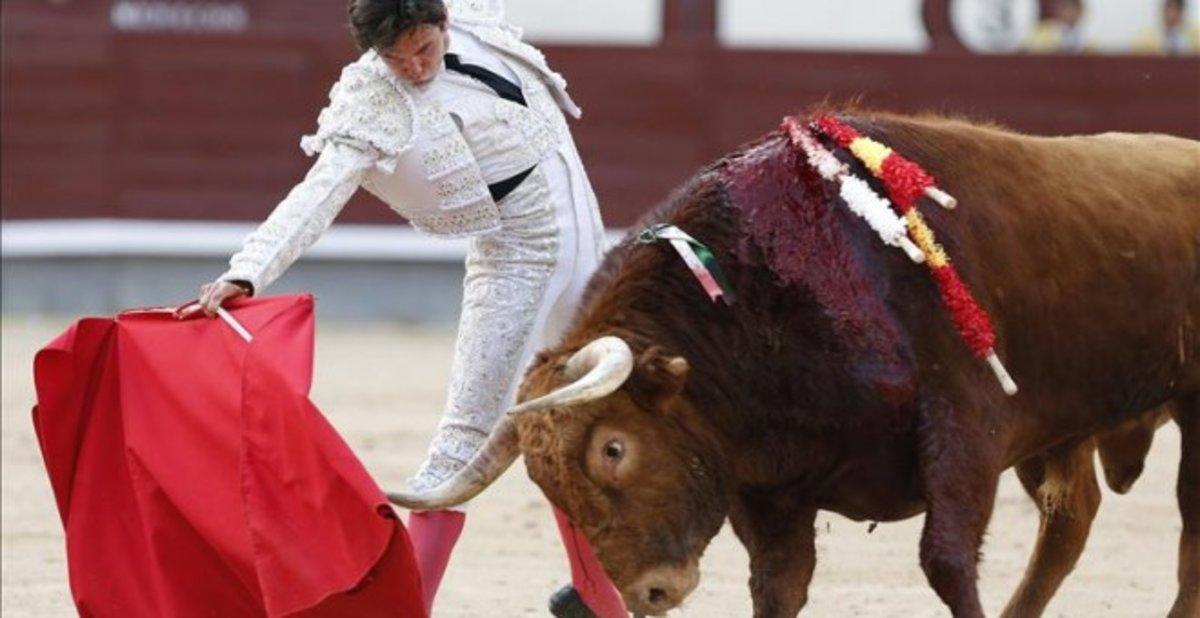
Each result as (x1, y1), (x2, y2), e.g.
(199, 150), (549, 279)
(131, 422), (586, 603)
(628, 347), (690, 409)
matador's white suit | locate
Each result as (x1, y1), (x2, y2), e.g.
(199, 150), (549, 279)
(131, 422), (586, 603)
(218, 2), (605, 497)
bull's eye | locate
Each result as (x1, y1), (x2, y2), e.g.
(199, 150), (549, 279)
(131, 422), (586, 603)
(603, 439), (625, 461)
(587, 431), (631, 484)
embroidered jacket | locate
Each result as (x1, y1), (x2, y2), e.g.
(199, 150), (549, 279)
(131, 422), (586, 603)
(219, 4), (580, 292)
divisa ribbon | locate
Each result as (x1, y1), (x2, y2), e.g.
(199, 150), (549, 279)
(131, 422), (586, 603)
(638, 223), (735, 305)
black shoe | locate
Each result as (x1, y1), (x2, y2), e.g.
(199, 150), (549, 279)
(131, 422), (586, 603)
(548, 584), (597, 618)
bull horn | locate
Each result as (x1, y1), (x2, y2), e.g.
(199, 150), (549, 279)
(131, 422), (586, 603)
(508, 336), (635, 416)
(387, 415), (520, 510)
(386, 336), (634, 510)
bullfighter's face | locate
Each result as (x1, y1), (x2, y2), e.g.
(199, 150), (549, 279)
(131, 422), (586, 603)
(515, 344), (729, 615)
(380, 22), (449, 87)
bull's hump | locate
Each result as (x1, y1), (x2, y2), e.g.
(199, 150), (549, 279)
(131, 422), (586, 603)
(718, 131), (917, 399)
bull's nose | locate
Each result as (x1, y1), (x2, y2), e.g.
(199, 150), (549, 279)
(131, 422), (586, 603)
(624, 562), (700, 615)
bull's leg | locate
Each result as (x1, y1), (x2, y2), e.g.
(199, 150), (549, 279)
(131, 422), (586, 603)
(1170, 394), (1199, 618)
(729, 490), (817, 618)
(916, 396), (999, 618)
(1000, 440), (1101, 618)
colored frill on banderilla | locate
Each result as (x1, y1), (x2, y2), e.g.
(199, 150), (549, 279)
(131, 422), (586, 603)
(782, 117), (925, 265)
(788, 114), (1017, 396)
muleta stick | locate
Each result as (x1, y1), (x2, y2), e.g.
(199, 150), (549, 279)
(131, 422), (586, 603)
(813, 115), (1017, 396)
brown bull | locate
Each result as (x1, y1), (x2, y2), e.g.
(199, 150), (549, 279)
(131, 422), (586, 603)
(391, 112), (1199, 617)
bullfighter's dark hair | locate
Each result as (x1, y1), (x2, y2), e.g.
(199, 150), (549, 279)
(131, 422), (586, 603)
(348, 0), (448, 53)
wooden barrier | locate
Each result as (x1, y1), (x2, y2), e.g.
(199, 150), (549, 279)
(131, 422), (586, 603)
(3, 1), (1197, 228)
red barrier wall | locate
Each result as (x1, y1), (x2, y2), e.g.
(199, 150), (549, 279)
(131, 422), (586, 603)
(3, 1), (1197, 228)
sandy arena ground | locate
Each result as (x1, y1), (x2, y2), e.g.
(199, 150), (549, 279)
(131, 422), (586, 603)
(1, 315), (1183, 617)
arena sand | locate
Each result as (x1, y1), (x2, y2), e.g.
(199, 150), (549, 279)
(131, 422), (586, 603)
(2, 316), (1179, 617)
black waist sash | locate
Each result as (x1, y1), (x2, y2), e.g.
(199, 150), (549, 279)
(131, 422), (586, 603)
(444, 53), (535, 202)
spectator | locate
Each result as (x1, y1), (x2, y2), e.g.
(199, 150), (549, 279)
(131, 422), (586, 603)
(1026, 0), (1089, 53)
(1135, 0), (1200, 55)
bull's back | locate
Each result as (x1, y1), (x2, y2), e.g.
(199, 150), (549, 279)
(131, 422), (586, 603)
(869, 117), (1198, 437)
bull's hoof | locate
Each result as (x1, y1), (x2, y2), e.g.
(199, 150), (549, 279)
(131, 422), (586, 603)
(548, 584), (597, 618)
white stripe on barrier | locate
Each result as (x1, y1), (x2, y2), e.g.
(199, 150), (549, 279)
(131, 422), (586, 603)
(1, 219), (627, 262)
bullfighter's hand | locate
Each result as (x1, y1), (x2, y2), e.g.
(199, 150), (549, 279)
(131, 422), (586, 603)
(177, 280), (248, 319)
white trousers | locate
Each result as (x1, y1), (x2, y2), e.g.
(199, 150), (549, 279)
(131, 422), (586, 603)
(407, 149), (604, 502)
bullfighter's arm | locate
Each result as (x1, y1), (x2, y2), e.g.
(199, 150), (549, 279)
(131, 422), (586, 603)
(218, 54), (419, 294)
(218, 142), (375, 294)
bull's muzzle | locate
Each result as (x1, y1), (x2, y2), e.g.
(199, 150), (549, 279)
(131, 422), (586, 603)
(623, 560), (700, 615)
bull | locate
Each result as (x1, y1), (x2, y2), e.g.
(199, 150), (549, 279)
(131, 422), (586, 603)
(391, 111), (1199, 617)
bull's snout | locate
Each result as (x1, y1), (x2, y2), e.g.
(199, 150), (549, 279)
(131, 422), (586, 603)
(623, 561), (700, 615)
